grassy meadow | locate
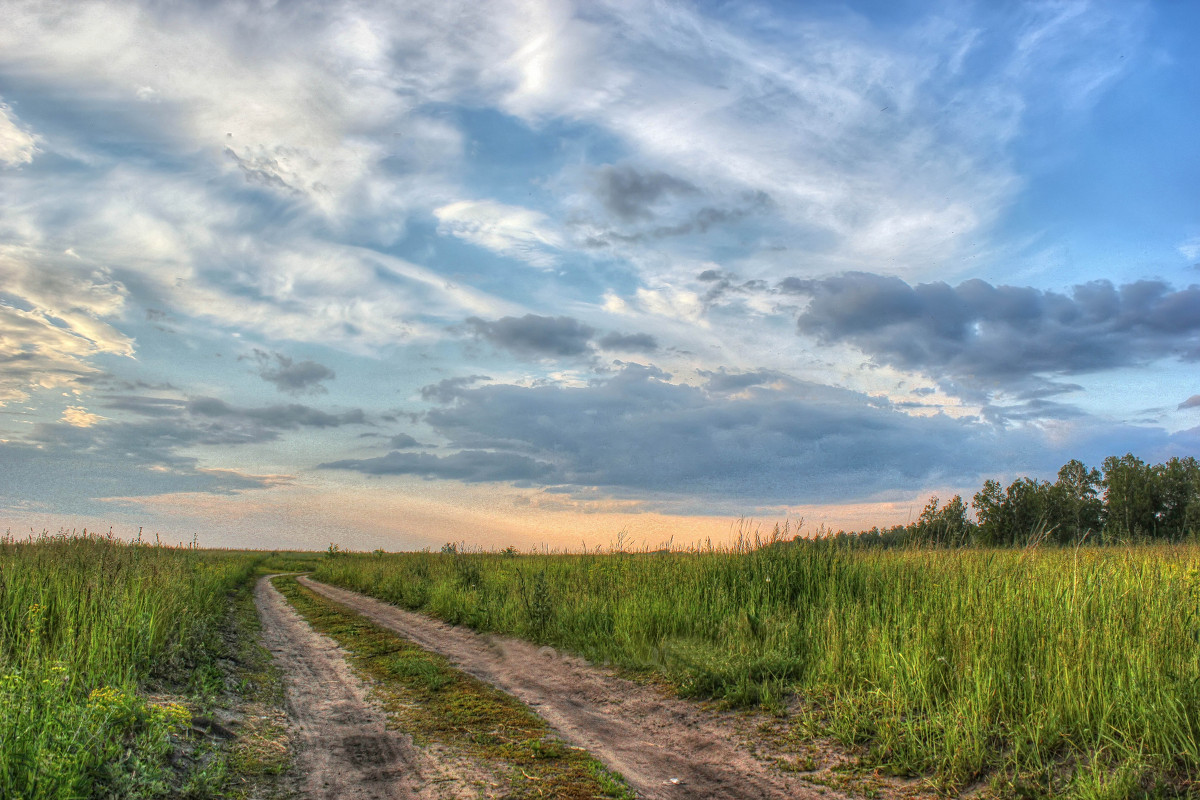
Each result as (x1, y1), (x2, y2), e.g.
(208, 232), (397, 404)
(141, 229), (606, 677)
(6, 526), (1197, 799)
(0, 531), (274, 799)
(314, 540), (1200, 798)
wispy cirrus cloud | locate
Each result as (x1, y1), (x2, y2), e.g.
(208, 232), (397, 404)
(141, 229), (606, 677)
(0, 101), (36, 166)
(435, 199), (564, 268)
(0, 247), (133, 404)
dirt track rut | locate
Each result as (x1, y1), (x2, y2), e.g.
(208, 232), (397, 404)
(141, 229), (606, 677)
(298, 575), (828, 800)
(255, 576), (477, 800)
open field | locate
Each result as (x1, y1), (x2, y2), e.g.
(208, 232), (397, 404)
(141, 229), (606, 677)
(5, 532), (1198, 799)
(313, 542), (1200, 798)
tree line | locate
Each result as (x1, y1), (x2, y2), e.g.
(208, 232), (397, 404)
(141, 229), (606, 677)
(826, 454), (1200, 547)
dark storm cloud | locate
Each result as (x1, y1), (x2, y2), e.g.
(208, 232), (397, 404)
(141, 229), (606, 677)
(596, 331), (658, 353)
(581, 185), (773, 249)
(420, 375), (491, 403)
(325, 363), (1072, 504)
(465, 314), (596, 357)
(462, 314), (661, 360)
(247, 349), (336, 395)
(103, 395), (364, 432)
(320, 449), (552, 483)
(101, 395), (187, 416)
(697, 269), (772, 306)
(186, 397), (364, 429)
(787, 273), (1200, 384)
(1012, 379), (1085, 400)
(980, 398), (1088, 423)
(592, 164), (699, 222)
(388, 433), (423, 448)
(698, 368), (789, 394)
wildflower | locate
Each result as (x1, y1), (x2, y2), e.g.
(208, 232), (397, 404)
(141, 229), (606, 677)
(88, 686), (125, 710)
(26, 603), (44, 635)
(152, 702), (192, 729)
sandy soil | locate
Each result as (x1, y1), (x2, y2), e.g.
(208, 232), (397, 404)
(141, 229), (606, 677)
(254, 576), (485, 800)
(298, 575), (837, 800)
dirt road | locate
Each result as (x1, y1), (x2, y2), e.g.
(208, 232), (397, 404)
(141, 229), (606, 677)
(254, 576), (481, 800)
(297, 575), (829, 800)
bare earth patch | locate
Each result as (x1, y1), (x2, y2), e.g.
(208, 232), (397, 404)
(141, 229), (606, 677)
(298, 575), (851, 800)
(254, 576), (483, 800)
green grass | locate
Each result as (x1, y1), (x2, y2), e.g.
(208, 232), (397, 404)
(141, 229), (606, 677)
(0, 531), (266, 799)
(313, 543), (1200, 798)
(273, 574), (633, 799)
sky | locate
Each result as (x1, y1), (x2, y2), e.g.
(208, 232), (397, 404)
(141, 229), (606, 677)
(1, 0), (1198, 551)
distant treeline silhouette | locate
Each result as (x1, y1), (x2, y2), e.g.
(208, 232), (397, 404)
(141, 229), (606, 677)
(824, 454), (1200, 547)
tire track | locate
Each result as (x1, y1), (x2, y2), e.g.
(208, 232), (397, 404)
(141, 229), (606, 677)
(255, 576), (479, 800)
(298, 575), (833, 800)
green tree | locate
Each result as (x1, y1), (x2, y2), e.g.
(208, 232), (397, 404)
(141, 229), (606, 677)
(1048, 459), (1103, 543)
(1004, 477), (1052, 544)
(972, 479), (1008, 545)
(1102, 453), (1159, 539)
(1152, 456), (1200, 539)
(914, 495), (974, 546)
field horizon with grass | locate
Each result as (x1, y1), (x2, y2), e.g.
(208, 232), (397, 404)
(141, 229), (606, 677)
(311, 536), (1200, 798)
(3, 525), (1198, 799)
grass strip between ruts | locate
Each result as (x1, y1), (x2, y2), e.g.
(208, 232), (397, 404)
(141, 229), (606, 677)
(271, 574), (633, 800)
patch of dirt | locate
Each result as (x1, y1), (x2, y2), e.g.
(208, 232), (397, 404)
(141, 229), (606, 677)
(298, 576), (848, 800)
(254, 576), (486, 800)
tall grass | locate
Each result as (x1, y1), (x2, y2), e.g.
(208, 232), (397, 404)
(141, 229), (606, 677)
(0, 531), (260, 799)
(314, 542), (1200, 796)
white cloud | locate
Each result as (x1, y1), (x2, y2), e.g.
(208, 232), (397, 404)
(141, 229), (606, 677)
(0, 247), (133, 404)
(471, 1), (1142, 280)
(1179, 237), (1200, 262)
(0, 0), (1155, 404)
(0, 151), (520, 357)
(435, 199), (564, 267)
(1008, 0), (1143, 112)
(0, 0), (463, 231)
(61, 406), (105, 427)
(1, 0), (1109, 292)
(462, 1), (1019, 274)
(0, 102), (36, 166)
(633, 286), (705, 325)
(157, 238), (524, 351)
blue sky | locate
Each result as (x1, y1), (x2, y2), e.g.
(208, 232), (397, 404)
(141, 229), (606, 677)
(1, 0), (1198, 550)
